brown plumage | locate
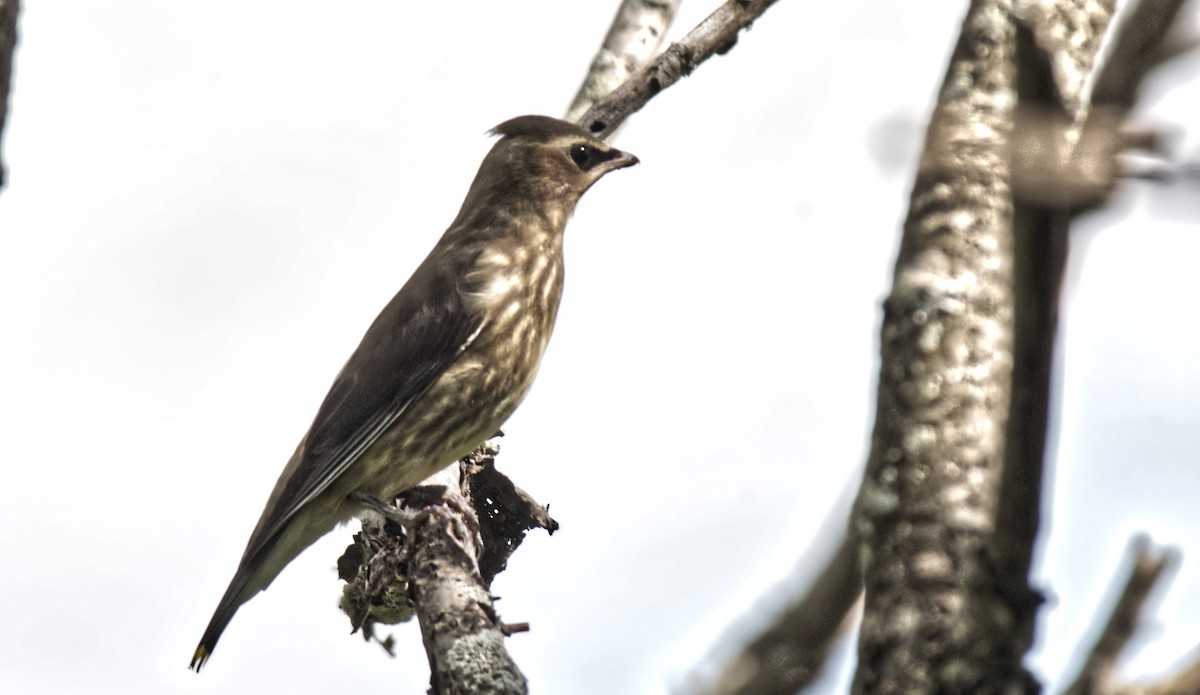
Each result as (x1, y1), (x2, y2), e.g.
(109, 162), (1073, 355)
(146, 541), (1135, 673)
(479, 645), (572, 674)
(191, 115), (637, 670)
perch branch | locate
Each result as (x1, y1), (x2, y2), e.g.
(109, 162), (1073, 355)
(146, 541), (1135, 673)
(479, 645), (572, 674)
(343, 464), (529, 695)
(340, 439), (557, 694)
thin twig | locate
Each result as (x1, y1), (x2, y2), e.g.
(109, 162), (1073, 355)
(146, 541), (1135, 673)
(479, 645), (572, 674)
(566, 0), (681, 123)
(578, 0), (785, 139)
(1063, 536), (1179, 695)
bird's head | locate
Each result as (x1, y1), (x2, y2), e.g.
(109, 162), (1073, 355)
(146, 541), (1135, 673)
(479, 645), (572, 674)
(455, 115), (638, 227)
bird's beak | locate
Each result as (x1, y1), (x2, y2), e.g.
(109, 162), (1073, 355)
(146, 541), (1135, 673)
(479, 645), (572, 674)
(606, 148), (640, 172)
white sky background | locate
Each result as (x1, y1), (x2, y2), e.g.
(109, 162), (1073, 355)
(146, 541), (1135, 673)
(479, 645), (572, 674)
(1, 1), (1198, 693)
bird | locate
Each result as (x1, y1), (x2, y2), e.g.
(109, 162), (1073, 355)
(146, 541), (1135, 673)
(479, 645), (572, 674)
(190, 115), (638, 670)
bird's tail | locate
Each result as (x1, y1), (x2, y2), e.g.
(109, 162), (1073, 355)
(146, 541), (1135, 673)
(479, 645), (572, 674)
(190, 501), (338, 671)
(190, 568), (255, 671)
(190, 480), (350, 671)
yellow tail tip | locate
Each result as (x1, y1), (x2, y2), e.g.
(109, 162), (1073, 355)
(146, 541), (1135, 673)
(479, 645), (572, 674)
(190, 645), (211, 672)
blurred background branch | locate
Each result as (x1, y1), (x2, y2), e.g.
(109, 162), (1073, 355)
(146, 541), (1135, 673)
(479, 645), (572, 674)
(0, 0), (20, 190)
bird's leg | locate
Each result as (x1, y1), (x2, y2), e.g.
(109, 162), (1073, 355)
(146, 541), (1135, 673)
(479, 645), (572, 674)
(350, 491), (403, 520)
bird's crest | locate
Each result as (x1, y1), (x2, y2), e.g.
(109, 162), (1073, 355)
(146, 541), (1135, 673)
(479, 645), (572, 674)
(488, 115), (597, 142)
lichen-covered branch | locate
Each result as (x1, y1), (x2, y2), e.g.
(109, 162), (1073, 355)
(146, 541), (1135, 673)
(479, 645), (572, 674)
(577, 0), (785, 139)
(851, 2), (1022, 692)
(402, 479), (527, 695)
(0, 0), (20, 189)
(566, 0), (681, 123)
(344, 470), (524, 694)
(339, 442), (557, 695)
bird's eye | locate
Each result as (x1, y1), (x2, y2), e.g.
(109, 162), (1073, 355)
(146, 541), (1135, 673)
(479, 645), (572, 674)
(569, 144), (596, 170)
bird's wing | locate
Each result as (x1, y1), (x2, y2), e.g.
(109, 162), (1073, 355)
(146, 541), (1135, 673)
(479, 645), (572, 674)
(245, 251), (483, 563)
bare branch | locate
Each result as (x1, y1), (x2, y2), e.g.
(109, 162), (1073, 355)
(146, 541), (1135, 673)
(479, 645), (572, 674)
(978, 2), (1193, 693)
(1009, 0), (1194, 210)
(1064, 536), (1179, 695)
(1000, 0), (1192, 633)
(1014, 0), (1118, 113)
(403, 484), (526, 695)
(577, 0), (785, 138)
(981, 27), (1072, 685)
(1091, 0), (1191, 109)
(0, 0), (20, 190)
(566, 0), (681, 123)
(704, 532), (861, 695)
